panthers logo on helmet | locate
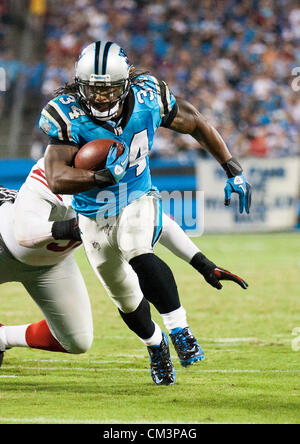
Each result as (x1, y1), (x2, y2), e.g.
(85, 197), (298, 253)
(119, 47), (127, 58)
(119, 47), (130, 68)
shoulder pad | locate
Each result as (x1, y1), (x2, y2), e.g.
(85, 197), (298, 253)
(133, 75), (175, 119)
(40, 95), (84, 143)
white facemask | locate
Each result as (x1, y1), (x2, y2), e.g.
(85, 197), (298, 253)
(90, 102), (120, 121)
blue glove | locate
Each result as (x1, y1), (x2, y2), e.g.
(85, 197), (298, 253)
(224, 174), (252, 214)
(105, 141), (129, 183)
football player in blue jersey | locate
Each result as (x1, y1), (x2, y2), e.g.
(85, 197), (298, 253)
(40, 41), (251, 386)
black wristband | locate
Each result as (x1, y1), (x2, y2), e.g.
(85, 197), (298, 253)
(190, 252), (216, 277)
(94, 168), (116, 187)
(221, 157), (243, 178)
(51, 219), (81, 242)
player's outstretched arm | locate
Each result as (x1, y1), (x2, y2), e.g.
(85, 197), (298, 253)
(159, 213), (247, 290)
(190, 252), (248, 290)
(159, 213), (200, 262)
(170, 98), (252, 214)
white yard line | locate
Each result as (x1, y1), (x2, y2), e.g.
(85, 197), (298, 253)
(0, 417), (115, 424)
(0, 417), (206, 424)
(192, 369), (300, 373)
(3, 366), (300, 374)
(4, 366), (147, 372)
(201, 338), (258, 343)
(0, 375), (18, 378)
(21, 359), (133, 364)
(206, 349), (238, 353)
(19, 351), (237, 363)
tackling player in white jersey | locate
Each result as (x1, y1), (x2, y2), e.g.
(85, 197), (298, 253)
(0, 159), (247, 376)
(0, 158), (93, 367)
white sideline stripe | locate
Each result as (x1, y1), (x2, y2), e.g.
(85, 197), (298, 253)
(202, 338), (258, 343)
(99, 336), (290, 344)
(0, 375), (18, 378)
(4, 366), (300, 374)
(209, 349), (238, 353)
(94, 335), (139, 340)
(19, 352), (236, 364)
(96, 335), (292, 342)
(100, 335), (243, 340)
(20, 351), (238, 364)
(0, 417), (114, 424)
(0, 417), (254, 424)
(192, 369), (300, 374)
(22, 359), (133, 364)
(4, 366), (146, 372)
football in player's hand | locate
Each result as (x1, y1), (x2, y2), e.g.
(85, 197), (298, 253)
(74, 138), (124, 171)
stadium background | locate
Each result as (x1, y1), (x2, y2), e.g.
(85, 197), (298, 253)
(0, 0), (299, 232)
(0, 0), (300, 426)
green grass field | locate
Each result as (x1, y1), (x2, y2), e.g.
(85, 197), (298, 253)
(0, 233), (299, 424)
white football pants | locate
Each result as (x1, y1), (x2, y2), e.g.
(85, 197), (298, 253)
(0, 236), (93, 354)
(78, 192), (163, 314)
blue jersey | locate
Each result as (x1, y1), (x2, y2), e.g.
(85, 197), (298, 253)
(39, 75), (177, 218)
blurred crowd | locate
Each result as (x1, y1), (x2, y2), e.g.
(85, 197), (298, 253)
(1, 0), (300, 160)
(0, 0), (45, 116)
(0, 0), (14, 116)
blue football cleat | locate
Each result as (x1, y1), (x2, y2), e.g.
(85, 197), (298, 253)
(147, 332), (175, 385)
(170, 327), (205, 367)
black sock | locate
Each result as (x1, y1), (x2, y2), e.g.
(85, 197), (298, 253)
(118, 297), (155, 340)
(129, 253), (181, 314)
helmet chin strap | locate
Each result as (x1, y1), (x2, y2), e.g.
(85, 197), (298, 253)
(90, 102), (120, 121)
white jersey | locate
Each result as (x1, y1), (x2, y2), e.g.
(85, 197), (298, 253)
(0, 158), (82, 266)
